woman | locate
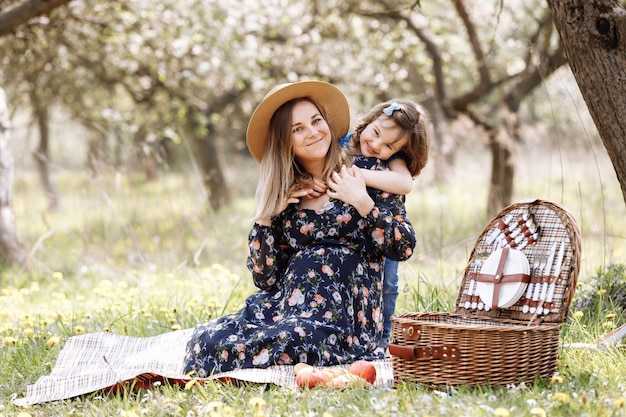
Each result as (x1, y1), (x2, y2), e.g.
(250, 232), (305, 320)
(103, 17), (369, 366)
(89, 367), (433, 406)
(184, 81), (416, 377)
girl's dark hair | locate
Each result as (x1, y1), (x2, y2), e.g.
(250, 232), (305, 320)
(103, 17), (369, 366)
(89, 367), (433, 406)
(351, 99), (430, 177)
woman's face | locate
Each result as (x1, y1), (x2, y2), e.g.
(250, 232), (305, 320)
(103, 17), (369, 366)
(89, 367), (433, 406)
(359, 116), (408, 161)
(290, 100), (332, 165)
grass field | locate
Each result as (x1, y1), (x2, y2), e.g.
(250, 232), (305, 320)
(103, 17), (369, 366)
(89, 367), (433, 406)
(1, 142), (625, 416)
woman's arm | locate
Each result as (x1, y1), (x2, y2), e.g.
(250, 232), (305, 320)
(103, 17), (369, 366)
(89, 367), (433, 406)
(246, 222), (290, 291)
(360, 158), (413, 195)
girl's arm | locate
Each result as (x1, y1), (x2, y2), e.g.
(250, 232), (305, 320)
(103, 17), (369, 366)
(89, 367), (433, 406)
(360, 158), (413, 195)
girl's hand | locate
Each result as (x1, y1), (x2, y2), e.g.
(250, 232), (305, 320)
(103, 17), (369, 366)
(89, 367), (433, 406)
(327, 165), (374, 216)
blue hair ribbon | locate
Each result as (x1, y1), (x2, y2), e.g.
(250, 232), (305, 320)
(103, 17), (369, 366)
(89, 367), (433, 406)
(383, 102), (401, 116)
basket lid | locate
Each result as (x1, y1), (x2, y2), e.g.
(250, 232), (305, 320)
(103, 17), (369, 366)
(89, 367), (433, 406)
(454, 199), (581, 324)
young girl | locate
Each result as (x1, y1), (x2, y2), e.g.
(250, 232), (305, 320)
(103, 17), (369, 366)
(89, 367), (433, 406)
(341, 99), (430, 351)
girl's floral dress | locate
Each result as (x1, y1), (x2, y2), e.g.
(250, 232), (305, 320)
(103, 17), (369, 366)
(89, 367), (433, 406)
(183, 156), (415, 377)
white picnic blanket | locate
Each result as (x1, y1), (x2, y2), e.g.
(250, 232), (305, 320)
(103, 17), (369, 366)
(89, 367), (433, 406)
(13, 328), (394, 406)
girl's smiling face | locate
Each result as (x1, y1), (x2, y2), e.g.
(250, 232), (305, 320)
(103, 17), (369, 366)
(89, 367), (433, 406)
(359, 116), (408, 160)
(290, 100), (332, 165)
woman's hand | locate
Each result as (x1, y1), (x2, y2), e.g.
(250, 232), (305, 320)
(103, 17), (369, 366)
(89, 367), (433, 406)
(327, 165), (374, 216)
(303, 177), (328, 199)
(254, 187), (315, 226)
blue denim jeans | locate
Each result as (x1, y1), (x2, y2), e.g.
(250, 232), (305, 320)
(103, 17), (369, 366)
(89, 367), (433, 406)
(381, 259), (399, 346)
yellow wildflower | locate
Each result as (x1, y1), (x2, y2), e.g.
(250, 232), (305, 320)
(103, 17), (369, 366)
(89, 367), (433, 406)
(572, 311), (584, 320)
(74, 325), (86, 334)
(605, 312), (616, 319)
(52, 271), (63, 280)
(171, 324), (182, 331)
(530, 407), (547, 417)
(550, 375), (563, 384)
(3, 336), (19, 345)
(23, 328), (35, 338)
(614, 397), (626, 408)
(46, 336), (60, 346)
(494, 407), (510, 417)
(248, 397), (266, 408)
(17, 412), (33, 417)
(207, 401), (224, 410)
(603, 320), (615, 330)
(597, 289), (607, 295)
(553, 392), (570, 404)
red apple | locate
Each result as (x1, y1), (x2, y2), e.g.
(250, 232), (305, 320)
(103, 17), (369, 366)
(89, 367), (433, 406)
(348, 360), (377, 384)
(295, 365), (332, 388)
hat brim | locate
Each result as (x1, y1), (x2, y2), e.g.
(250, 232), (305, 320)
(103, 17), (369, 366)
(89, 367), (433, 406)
(246, 81), (350, 162)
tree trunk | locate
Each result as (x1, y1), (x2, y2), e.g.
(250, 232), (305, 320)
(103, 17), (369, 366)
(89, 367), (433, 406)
(548, 0), (626, 204)
(0, 88), (27, 267)
(486, 106), (519, 217)
(192, 115), (231, 210)
(30, 89), (61, 211)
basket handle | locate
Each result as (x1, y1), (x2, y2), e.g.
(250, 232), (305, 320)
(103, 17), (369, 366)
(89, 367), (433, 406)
(388, 343), (459, 361)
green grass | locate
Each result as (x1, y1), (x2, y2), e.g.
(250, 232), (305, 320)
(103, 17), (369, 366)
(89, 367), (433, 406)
(2, 146), (626, 416)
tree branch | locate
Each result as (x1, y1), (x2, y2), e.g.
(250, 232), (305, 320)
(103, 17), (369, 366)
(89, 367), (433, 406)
(0, 0), (72, 37)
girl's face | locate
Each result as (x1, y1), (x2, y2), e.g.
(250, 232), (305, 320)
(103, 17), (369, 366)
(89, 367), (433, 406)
(290, 100), (332, 165)
(359, 116), (408, 160)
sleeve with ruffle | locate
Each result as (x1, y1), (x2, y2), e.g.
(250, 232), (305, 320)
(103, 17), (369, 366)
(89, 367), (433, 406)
(246, 222), (291, 291)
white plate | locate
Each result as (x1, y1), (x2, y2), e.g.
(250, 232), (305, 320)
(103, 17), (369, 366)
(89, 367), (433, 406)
(477, 248), (530, 309)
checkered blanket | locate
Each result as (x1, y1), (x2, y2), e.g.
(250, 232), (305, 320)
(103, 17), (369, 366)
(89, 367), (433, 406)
(12, 329), (394, 406)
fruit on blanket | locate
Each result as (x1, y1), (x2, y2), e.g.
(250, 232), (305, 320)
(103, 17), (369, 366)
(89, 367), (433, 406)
(348, 360), (377, 384)
(295, 364), (332, 388)
(294, 362), (312, 375)
(327, 372), (369, 389)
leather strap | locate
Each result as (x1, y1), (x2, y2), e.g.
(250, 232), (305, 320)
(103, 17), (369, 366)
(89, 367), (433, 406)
(475, 247), (531, 308)
(388, 343), (459, 361)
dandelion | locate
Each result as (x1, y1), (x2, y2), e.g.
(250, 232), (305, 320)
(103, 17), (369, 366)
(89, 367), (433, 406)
(52, 271), (64, 280)
(603, 320), (616, 330)
(493, 407), (510, 416)
(530, 407), (546, 417)
(171, 324), (182, 331)
(550, 375), (563, 384)
(552, 392), (571, 404)
(3, 336), (18, 345)
(23, 328), (35, 338)
(249, 396), (267, 417)
(46, 336), (60, 346)
(572, 311), (584, 320)
(248, 397), (266, 408)
(614, 397), (626, 408)
(74, 325), (86, 334)
(597, 289), (607, 295)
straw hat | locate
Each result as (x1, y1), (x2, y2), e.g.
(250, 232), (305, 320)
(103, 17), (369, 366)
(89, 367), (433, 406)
(246, 81), (350, 162)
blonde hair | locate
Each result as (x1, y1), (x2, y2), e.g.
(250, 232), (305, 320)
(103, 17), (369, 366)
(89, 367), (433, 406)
(255, 98), (346, 219)
(350, 99), (430, 177)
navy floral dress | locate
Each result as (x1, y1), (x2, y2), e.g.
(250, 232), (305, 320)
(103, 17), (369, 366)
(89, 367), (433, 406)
(183, 156), (415, 377)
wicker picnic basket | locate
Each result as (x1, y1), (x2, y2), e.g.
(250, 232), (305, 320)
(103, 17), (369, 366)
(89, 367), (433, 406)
(389, 199), (581, 386)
